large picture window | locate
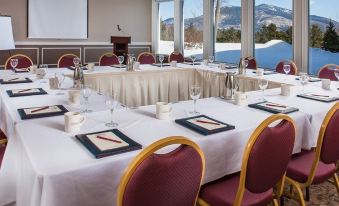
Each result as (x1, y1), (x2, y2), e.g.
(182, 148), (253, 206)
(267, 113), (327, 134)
(309, 0), (339, 75)
(214, 0), (241, 64)
(159, 0), (174, 55)
(183, 0), (204, 58)
(254, 0), (293, 69)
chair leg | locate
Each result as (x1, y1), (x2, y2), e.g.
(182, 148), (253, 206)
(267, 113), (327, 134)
(273, 198), (279, 206)
(288, 179), (306, 206)
(333, 173), (339, 195)
(305, 187), (310, 201)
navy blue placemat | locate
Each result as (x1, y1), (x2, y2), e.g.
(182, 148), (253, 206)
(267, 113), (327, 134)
(297, 93), (339, 103)
(17, 105), (68, 120)
(7, 88), (47, 97)
(248, 101), (299, 114)
(0, 77), (32, 84)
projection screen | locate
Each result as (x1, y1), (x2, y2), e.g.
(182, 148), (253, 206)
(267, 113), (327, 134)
(28, 0), (88, 39)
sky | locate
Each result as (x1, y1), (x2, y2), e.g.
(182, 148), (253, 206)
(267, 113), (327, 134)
(159, 0), (338, 22)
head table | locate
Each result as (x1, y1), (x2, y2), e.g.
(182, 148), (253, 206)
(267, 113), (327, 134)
(0, 65), (337, 206)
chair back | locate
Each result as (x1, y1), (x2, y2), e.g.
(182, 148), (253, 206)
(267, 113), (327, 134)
(318, 64), (338, 81)
(169, 52), (185, 63)
(240, 57), (257, 70)
(5, 54), (33, 69)
(137, 52), (156, 64)
(99, 53), (119, 66)
(238, 115), (295, 196)
(57, 54), (79, 68)
(117, 136), (205, 206)
(319, 102), (339, 164)
(275, 60), (298, 75)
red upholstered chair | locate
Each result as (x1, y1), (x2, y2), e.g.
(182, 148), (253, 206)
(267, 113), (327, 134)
(0, 145), (5, 168)
(168, 52), (185, 63)
(198, 114), (296, 206)
(137, 52), (156, 64)
(318, 64), (339, 81)
(239, 57), (257, 70)
(275, 60), (298, 75)
(285, 102), (339, 206)
(99, 52), (119, 66)
(117, 136), (205, 206)
(57, 54), (80, 68)
(4, 54), (33, 70)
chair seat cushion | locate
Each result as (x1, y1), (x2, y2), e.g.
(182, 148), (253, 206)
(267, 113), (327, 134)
(287, 150), (336, 184)
(199, 173), (273, 206)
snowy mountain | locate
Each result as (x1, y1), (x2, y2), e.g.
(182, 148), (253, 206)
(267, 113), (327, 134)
(163, 4), (339, 32)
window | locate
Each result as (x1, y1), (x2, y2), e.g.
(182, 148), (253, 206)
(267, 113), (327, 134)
(309, 0), (339, 75)
(214, 0), (242, 64)
(254, 0), (293, 69)
(159, 0), (174, 54)
(183, 0), (204, 59)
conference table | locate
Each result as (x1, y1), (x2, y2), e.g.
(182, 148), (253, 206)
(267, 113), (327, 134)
(0, 65), (337, 206)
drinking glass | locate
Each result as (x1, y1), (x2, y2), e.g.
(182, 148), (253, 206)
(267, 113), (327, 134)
(10, 59), (18, 75)
(189, 85), (201, 115)
(55, 72), (65, 95)
(191, 55), (197, 66)
(81, 86), (92, 113)
(299, 72), (309, 92)
(283, 64), (291, 80)
(334, 68), (339, 89)
(208, 56), (214, 66)
(105, 94), (119, 128)
(258, 78), (268, 101)
(73, 58), (80, 67)
(158, 55), (164, 68)
(118, 56), (124, 68)
(39, 64), (48, 83)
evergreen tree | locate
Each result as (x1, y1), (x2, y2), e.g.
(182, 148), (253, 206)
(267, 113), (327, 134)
(322, 20), (339, 52)
(310, 24), (323, 48)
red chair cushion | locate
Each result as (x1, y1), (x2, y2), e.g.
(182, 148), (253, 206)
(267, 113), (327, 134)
(100, 54), (119, 66)
(321, 110), (339, 164)
(0, 146), (5, 168)
(275, 61), (297, 75)
(138, 54), (156, 64)
(286, 150), (336, 184)
(5, 56), (33, 69)
(169, 53), (185, 63)
(123, 145), (203, 206)
(58, 55), (77, 68)
(200, 173), (273, 206)
(318, 67), (338, 81)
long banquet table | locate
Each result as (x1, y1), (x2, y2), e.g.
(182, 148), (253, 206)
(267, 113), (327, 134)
(0, 65), (338, 206)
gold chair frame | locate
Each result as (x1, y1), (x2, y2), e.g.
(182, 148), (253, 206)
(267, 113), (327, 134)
(285, 102), (339, 206)
(98, 52), (119, 66)
(136, 52), (156, 63)
(117, 136), (206, 206)
(198, 114), (296, 206)
(4, 54), (34, 70)
(57, 54), (79, 68)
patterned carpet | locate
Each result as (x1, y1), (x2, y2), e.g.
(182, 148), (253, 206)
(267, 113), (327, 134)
(283, 177), (339, 206)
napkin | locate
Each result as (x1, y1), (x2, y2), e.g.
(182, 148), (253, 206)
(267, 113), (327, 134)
(187, 117), (227, 130)
(23, 105), (62, 115)
(86, 132), (129, 151)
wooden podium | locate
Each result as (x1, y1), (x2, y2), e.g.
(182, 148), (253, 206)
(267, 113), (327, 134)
(111, 36), (131, 59)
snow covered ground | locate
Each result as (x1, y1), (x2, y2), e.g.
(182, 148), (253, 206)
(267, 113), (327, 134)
(159, 40), (339, 75)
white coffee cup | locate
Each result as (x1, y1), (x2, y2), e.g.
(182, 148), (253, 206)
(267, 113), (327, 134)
(156, 102), (171, 120)
(133, 62), (140, 70)
(171, 61), (177, 67)
(49, 77), (58, 90)
(257, 68), (264, 76)
(235, 92), (247, 106)
(87, 63), (95, 72)
(321, 79), (331, 90)
(64, 112), (86, 133)
(281, 84), (291, 96)
(68, 90), (81, 105)
(218, 63), (226, 70)
(203, 59), (209, 66)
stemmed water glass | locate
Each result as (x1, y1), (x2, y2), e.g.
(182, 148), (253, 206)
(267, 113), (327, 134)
(283, 63), (291, 80)
(334, 68), (339, 90)
(10, 59), (18, 75)
(118, 56), (124, 68)
(208, 56), (214, 67)
(105, 94), (119, 128)
(73, 58), (80, 67)
(81, 86), (92, 113)
(191, 55), (197, 66)
(258, 78), (268, 101)
(159, 55), (164, 68)
(189, 85), (201, 115)
(299, 72), (309, 92)
(55, 72), (65, 95)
